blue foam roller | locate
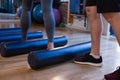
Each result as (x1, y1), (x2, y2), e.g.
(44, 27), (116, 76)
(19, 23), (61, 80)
(28, 41), (91, 69)
(0, 36), (67, 57)
(0, 28), (21, 34)
(0, 31), (43, 43)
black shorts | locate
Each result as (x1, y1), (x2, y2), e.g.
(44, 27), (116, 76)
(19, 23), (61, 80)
(85, 0), (120, 13)
(85, 0), (96, 6)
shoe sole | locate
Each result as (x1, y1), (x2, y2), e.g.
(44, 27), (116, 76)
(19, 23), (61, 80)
(74, 61), (102, 67)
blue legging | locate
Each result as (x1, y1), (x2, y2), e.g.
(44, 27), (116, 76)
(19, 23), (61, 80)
(20, 0), (55, 42)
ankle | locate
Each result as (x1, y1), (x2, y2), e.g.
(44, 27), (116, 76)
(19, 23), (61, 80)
(90, 53), (101, 59)
(47, 42), (54, 50)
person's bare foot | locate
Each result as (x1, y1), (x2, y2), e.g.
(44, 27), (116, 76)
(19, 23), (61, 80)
(47, 42), (54, 50)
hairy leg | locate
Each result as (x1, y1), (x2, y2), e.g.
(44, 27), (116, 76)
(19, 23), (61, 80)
(86, 6), (102, 55)
(103, 12), (120, 45)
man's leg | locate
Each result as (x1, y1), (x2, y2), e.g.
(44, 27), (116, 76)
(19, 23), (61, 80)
(86, 6), (102, 56)
(103, 12), (120, 80)
(102, 13), (120, 45)
(74, 6), (103, 66)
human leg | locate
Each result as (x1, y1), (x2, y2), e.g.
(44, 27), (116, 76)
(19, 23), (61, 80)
(20, 0), (33, 40)
(97, 0), (120, 45)
(41, 0), (55, 50)
(102, 13), (120, 45)
(96, 0), (120, 79)
(102, 12), (120, 80)
(86, 7), (102, 56)
(73, 0), (103, 66)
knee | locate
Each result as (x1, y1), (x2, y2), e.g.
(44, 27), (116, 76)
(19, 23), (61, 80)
(86, 8), (92, 15)
(103, 14), (114, 23)
(42, 7), (52, 13)
(85, 7), (97, 17)
(22, 6), (31, 11)
(86, 7), (92, 13)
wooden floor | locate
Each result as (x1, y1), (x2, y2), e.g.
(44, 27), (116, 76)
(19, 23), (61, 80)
(0, 19), (120, 80)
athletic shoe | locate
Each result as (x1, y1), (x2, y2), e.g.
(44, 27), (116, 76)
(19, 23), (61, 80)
(104, 67), (120, 80)
(73, 53), (102, 66)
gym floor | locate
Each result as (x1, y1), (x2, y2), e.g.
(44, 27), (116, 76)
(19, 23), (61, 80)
(0, 16), (120, 80)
